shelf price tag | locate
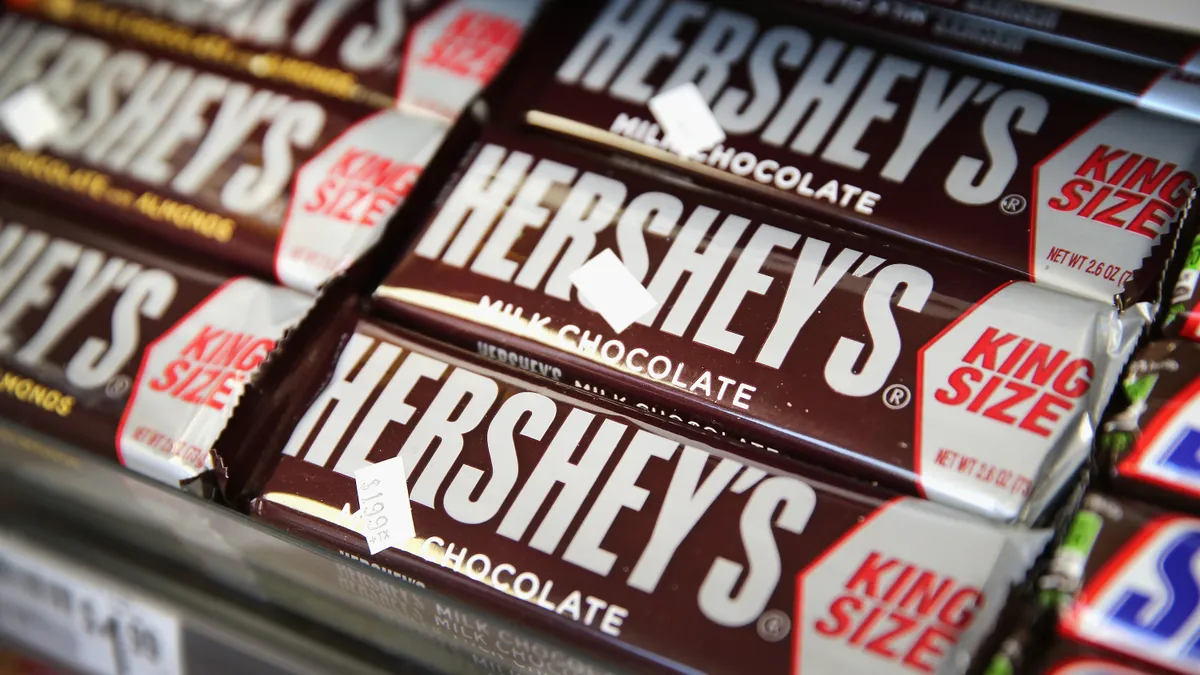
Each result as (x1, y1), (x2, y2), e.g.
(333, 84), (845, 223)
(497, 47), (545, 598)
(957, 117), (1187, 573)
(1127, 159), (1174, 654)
(0, 532), (182, 675)
(354, 456), (417, 555)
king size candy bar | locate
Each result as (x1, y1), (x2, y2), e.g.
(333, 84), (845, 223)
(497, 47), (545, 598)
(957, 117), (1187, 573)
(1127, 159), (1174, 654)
(1100, 340), (1200, 512)
(489, 0), (1200, 304)
(0, 187), (313, 485)
(0, 13), (457, 293)
(1038, 493), (1200, 675)
(9, 0), (541, 118)
(251, 315), (1051, 675)
(789, 0), (1200, 124)
(374, 126), (1142, 523)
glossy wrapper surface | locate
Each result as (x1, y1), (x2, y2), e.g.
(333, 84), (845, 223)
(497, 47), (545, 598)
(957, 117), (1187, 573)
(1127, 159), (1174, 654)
(987, 633), (1177, 675)
(375, 125), (1141, 522)
(252, 316), (1050, 675)
(486, 0), (1200, 304)
(1046, 493), (1200, 674)
(923, 0), (1200, 71)
(8, 0), (543, 116)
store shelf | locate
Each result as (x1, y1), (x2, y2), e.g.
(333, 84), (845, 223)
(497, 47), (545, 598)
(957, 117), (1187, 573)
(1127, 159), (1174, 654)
(0, 421), (626, 675)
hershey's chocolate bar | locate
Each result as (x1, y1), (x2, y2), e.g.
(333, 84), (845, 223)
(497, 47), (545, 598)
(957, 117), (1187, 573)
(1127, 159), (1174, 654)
(922, 0), (1200, 71)
(1044, 493), (1200, 675)
(374, 127), (1142, 522)
(10, 0), (541, 118)
(490, 0), (1200, 304)
(252, 316), (1051, 675)
(0, 14), (450, 293)
(0, 187), (313, 485)
(789, 0), (1200, 124)
(1101, 340), (1200, 512)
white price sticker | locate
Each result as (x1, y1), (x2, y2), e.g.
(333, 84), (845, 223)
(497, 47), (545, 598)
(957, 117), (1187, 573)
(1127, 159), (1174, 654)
(354, 456), (417, 555)
(570, 249), (659, 334)
(0, 533), (182, 675)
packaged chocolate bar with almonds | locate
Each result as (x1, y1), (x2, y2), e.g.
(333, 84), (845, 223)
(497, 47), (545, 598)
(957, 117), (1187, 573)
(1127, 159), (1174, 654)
(8, 0), (542, 118)
(1100, 340), (1200, 512)
(486, 0), (1200, 304)
(0, 13), (456, 293)
(921, 0), (1200, 72)
(0, 186), (313, 486)
(1037, 493), (1200, 675)
(249, 314), (1052, 675)
(787, 0), (1200, 124)
(373, 126), (1143, 523)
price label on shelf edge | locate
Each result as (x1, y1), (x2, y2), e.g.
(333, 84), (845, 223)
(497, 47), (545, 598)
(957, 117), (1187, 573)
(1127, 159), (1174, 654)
(0, 531), (182, 675)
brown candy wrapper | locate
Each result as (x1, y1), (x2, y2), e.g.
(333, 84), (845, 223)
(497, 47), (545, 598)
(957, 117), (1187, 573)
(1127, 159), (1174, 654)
(247, 310), (1051, 675)
(1028, 493), (1200, 675)
(8, 0), (542, 116)
(0, 8), (539, 293)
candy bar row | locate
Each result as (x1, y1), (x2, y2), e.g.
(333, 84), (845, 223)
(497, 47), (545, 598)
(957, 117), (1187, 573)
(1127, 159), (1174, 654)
(1, 0), (1199, 673)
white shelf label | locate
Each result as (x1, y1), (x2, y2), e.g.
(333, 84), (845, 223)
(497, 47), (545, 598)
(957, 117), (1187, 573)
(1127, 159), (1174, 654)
(0, 532), (182, 675)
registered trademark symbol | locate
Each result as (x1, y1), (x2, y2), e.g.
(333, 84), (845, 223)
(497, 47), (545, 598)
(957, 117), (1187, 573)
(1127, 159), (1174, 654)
(757, 610), (791, 642)
(106, 375), (131, 399)
(883, 384), (911, 409)
(1000, 194), (1027, 214)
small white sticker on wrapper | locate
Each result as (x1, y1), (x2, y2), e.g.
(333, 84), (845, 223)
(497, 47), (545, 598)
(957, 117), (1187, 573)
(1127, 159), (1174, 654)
(354, 456), (417, 555)
(647, 83), (726, 158)
(570, 249), (658, 334)
(0, 86), (65, 151)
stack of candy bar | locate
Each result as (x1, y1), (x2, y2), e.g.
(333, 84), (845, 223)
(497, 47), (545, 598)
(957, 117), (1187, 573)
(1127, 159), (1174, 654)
(0, 0), (539, 485)
(985, 493), (1200, 675)
(2, 0), (1200, 673)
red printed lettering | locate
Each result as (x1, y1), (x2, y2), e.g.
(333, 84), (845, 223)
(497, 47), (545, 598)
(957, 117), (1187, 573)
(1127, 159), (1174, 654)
(1054, 146), (1193, 238)
(146, 326), (275, 410)
(812, 553), (985, 673)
